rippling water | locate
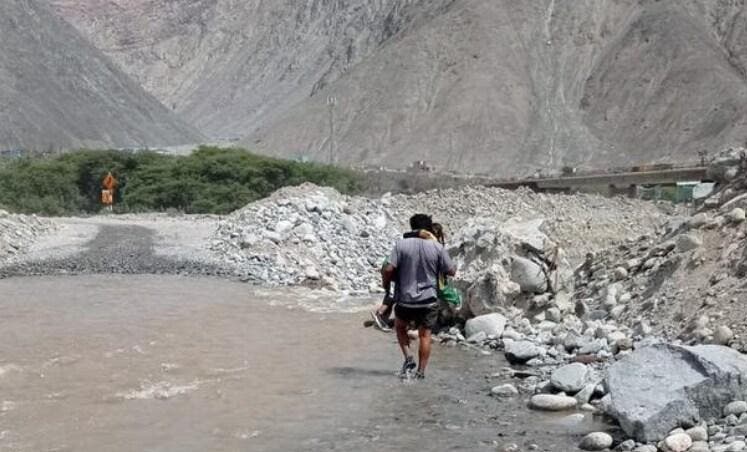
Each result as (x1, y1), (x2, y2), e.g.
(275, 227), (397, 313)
(0, 275), (601, 451)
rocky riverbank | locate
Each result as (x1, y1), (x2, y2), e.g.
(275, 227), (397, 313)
(6, 149), (747, 451)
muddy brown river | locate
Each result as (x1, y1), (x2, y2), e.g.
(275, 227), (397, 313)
(0, 275), (600, 451)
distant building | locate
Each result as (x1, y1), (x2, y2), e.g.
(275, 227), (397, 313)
(0, 148), (24, 158)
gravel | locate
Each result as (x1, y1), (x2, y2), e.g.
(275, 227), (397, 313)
(0, 224), (234, 280)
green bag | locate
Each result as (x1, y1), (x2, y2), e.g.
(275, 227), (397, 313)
(438, 281), (462, 308)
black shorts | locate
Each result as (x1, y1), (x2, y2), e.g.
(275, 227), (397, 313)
(395, 302), (438, 330)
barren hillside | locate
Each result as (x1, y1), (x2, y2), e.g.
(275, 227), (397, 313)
(50, 0), (747, 175)
(0, 0), (203, 152)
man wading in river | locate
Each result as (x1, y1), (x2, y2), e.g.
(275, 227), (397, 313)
(382, 214), (456, 379)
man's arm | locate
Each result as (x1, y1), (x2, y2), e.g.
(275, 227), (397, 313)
(382, 243), (399, 295)
(381, 264), (396, 296)
(440, 247), (456, 277)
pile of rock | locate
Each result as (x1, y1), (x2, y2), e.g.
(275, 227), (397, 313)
(209, 182), (670, 293)
(573, 193), (747, 349)
(209, 184), (399, 292)
(0, 210), (53, 261)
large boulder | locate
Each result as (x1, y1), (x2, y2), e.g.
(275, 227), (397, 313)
(510, 256), (548, 293)
(605, 344), (747, 442)
(465, 313), (507, 338)
(462, 271), (519, 316)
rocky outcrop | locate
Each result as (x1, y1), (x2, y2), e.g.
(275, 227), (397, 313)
(605, 344), (747, 442)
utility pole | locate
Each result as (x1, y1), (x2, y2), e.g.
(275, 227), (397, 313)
(327, 96), (336, 164)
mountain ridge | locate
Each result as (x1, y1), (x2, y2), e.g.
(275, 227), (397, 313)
(0, 0), (204, 152)
(49, 0), (747, 175)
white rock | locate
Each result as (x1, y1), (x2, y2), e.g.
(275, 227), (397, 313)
(579, 432), (613, 451)
(274, 220), (294, 233)
(373, 214), (387, 230)
(662, 432), (692, 452)
(304, 266), (320, 280)
(728, 208), (746, 223)
(465, 313), (507, 338)
(528, 394), (577, 411)
(491, 384), (519, 397)
(511, 255), (548, 293)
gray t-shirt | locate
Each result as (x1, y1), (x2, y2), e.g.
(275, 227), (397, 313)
(388, 237), (455, 307)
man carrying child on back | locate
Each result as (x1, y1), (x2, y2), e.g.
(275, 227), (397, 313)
(381, 214), (456, 379)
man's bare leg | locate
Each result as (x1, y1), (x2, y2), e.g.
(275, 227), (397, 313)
(418, 327), (432, 375)
(395, 318), (412, 359)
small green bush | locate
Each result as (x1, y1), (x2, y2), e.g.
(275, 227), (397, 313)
(0, 147), (362, 215)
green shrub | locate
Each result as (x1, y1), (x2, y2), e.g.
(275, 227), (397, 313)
(0, 147), (362, 215)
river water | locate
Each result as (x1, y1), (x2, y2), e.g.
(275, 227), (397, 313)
(0, 275), (600, 451)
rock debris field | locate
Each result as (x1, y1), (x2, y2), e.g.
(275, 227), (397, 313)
(6, 150), (747, 451)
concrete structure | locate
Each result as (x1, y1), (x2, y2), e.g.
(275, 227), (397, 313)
(489, 167), (709, 200)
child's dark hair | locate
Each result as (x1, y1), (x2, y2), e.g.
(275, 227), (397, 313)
(431, 223), (445, 245)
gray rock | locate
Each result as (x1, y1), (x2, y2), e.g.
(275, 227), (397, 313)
(588, 310), (609, 321)
(465, 313), (507, 338)
(491, 384), (519, 397)
(618, 439), (636, 451)
(613, 266), (629, 280)
(574, 383), (596, 404)
(578, 432), (613, 450)
(632, 446), (657, 452)
(605, 344), (747, 442)
(467, 331), (487, 343)
(504, 340), (542, 364)
(578, 338), (607, 355)
(676, 233), (703, 252)
(510, 255), (548, 293)
(689, 441), (709, 452)
(725, 401), (747, 416)
(689, 213), (709, 229)
(528, 394), (577, 411)
(714, 326), (735, 346)
(546, 307), (562, 323)
(550, 363), (589, 393)
(685, 425), (708, 442)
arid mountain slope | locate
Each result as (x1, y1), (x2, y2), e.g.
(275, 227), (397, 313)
(0, 0), (203, 152)
(50, 0), (747, 175)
